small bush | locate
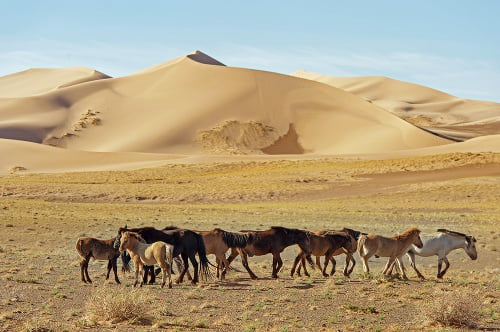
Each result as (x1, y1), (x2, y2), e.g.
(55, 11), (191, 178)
(422, 290), (481, 328)
(85, 287), (149, 324)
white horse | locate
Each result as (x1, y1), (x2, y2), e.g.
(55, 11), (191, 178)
(406, 229), (477, 279)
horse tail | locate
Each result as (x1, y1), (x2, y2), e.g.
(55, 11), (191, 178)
(221, 230), (252, 248)
(164, 244), (173, 266)
(357, 235), (367, 257)
(195, 233), (214, 281)
(75, 238), (83, 256)
(120, 251), (131, 273)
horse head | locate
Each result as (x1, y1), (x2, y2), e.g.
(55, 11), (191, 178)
(412, 229), (424, 249)
(465, 236), (478, 260)
(113, 225), (129, 249)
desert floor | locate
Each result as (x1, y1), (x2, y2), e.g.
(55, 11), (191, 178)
(0, 153), (499, 331)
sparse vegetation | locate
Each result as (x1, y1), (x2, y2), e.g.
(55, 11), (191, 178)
(422, 290), (481, 328)
(85, 287), (149, 324)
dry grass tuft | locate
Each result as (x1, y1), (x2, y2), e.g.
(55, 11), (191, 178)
(85, 287), (149, 324)
(422, 290), (481, 328)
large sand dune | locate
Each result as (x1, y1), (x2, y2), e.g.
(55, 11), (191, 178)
(0, 51), (498, 174)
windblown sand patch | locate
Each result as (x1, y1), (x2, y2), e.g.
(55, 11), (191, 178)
(197, 120), (280, 154)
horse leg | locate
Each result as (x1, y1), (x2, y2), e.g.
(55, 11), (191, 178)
(347, 254), (356, 276)
(215, 257), (221, 279)
(290, 254), (302, 277)
(189, 254), (199, 285)
(272, 254), (283, 278)
(222, 248), (239, 279)
(112, 257), (120, 284)
(167, 261), (173, 288)
(383, 257), (396, 276)
(396, 257), (408, 280)
(329, 257), (337, 276)
(176, 253), (189, 284)
(322, 254), (332, 277)
(106, 260), (112, 280)
(240, 250), (258, 279)
(438, 256), (450, 279)
(80, 257), (89, 283)
(219, 254), (231, 281)
(406, 251), (425, 280)
(83, 256), (92, 283)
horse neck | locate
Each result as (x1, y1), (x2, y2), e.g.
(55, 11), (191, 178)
(443, 234), (468, 251)
(283, 231), (305, 248)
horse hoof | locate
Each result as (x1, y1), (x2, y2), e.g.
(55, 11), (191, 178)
(168, 283), (172, 289)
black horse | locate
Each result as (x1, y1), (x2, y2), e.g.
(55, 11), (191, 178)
(115, 226), (212, 284)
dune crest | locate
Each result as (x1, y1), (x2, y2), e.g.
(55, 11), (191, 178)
(187, 50), (226, 66)
(0, 67), (110, 98)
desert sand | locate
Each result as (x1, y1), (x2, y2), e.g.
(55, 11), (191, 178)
(1, 50), (499, 175)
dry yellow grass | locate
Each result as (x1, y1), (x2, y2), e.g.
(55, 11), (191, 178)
(0, 153), (499, 331)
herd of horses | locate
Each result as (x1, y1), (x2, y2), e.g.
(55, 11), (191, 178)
(76, 225), (478, 287)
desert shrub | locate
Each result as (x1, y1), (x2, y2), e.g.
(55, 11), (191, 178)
(422, 290), (481, 328)
(85, 287), (149, 324)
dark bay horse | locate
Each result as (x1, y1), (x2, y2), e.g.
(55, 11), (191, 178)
(115, 226), (211, 284)
(224, 226), (314, 279)
(197, 228), (254, 280)
(76, 236), (120, 284)
(294, 228), (365, 277)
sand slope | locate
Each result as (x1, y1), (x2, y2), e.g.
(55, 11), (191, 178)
(0, 51), (451, 154)
(293, 71), (500, 141)
(0, 51), (498, 174)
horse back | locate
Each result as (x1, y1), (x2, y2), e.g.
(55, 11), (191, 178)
(77, 237), (118, 260)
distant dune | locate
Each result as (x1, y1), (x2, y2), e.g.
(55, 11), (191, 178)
(293, 71), (500, 141)
(0, 50), (498, 174)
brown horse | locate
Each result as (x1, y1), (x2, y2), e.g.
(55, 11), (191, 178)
(291, 230), (357, 277)
(76, 237), (120, 284)
(225, 226), (314, 279)
(294, 228), (363, 277)
(197, 228), (254, 280)
(358, 227), (423, 279)
(119, 231), (174, 288)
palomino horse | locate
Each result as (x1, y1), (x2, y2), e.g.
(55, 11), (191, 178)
(294, 228), (364, 277)
(290, 231), (354, 277)
(225, 226), (314, 279)
(197, 228), (254, 280)
(358, 227), (423, 279)
(119, 231), (174, 288)
(406, 229), (477, 279)
(76, 236), (121, 284)
(115, 226), (211, 285)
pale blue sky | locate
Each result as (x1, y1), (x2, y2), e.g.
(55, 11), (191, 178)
(1, 1), (499, 101)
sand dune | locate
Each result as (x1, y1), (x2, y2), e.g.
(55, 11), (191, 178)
(293, 71), (500, 141)
(0, 50), (498, 174)
(0, 67), (110, 98)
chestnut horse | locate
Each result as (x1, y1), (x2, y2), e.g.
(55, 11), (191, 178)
(358, 227), (423, 279)
(76, 236), (120, 284)
(115, 226), (211, 285)
(119, 231), (174, 288)
(225, 226), (314, 279)
(294, 228), (364, 277)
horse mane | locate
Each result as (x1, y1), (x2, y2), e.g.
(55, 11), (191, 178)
(220, 229), (254, 248)
(438, 229), (476, 245)
(437, 229), (466, 238)
(127, 231), (146, 243)
(395, 227), (421, 239)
